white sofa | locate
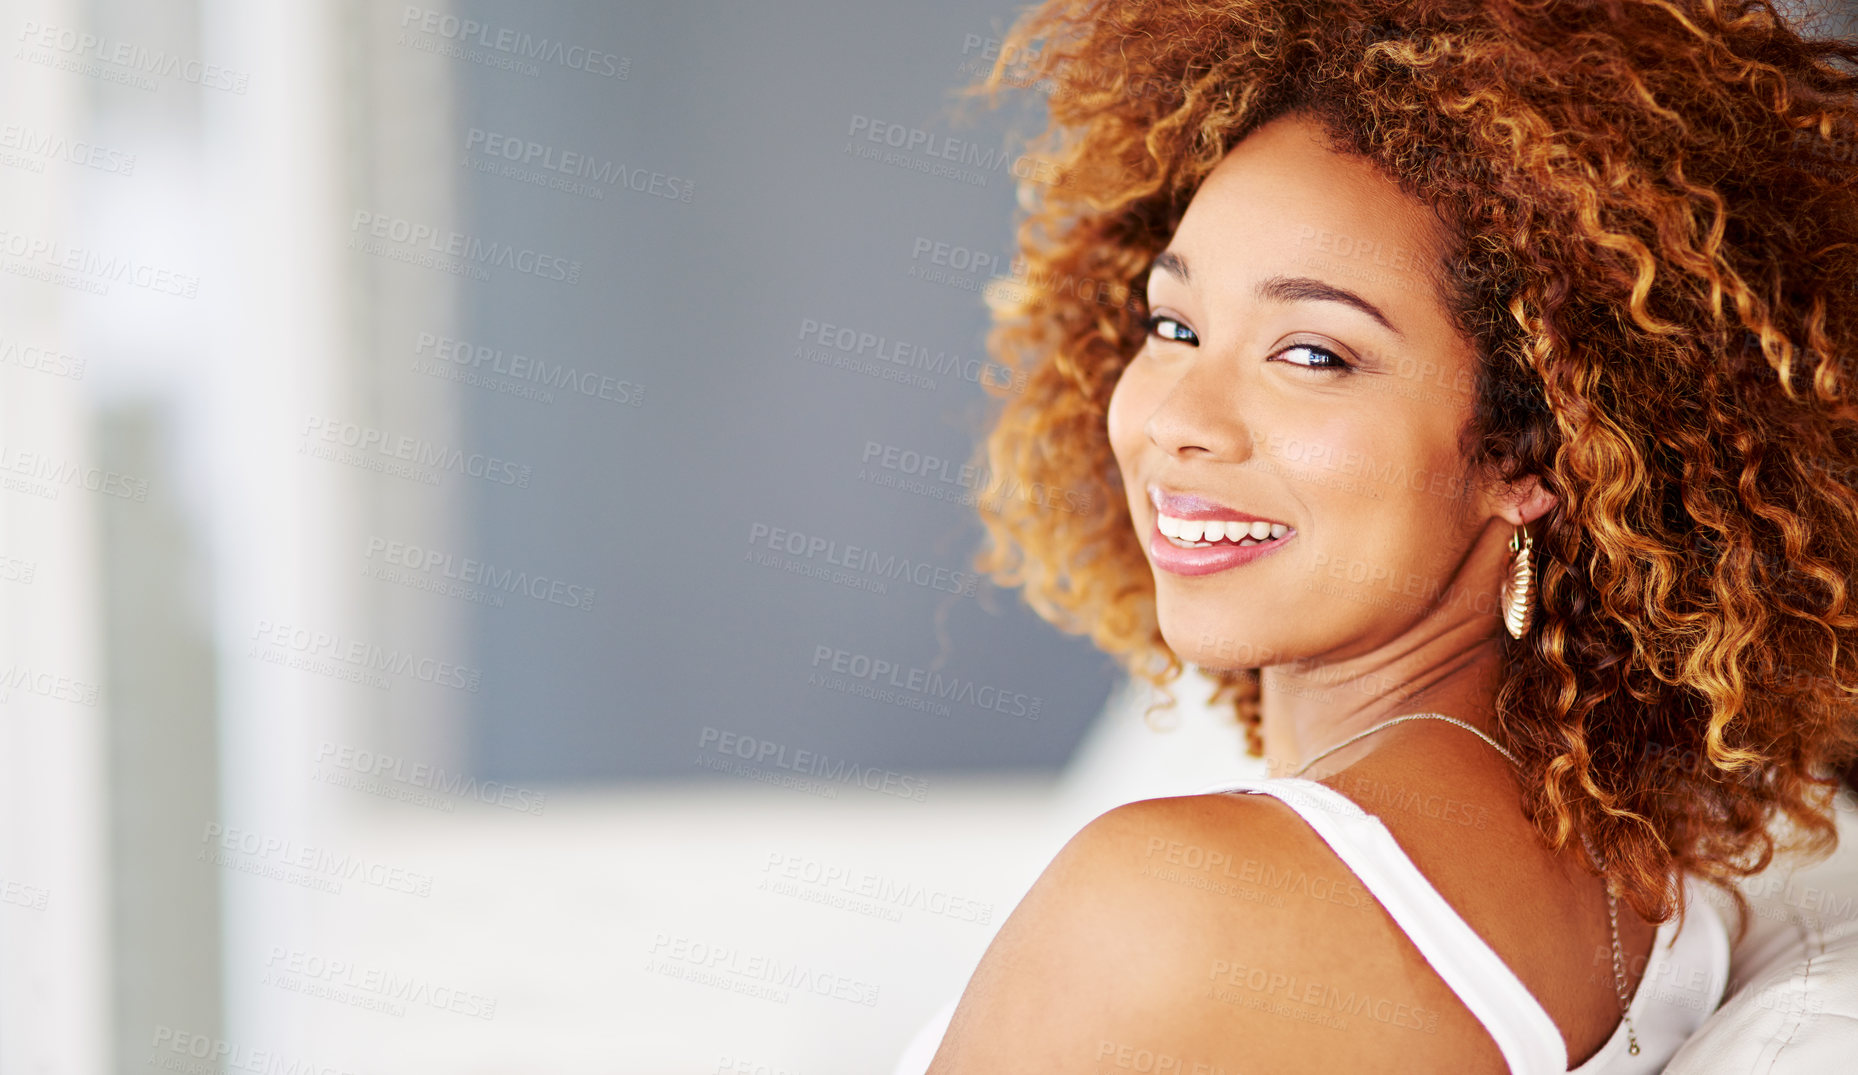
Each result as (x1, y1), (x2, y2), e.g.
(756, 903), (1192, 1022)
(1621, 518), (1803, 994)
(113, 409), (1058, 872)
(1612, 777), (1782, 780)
(1664, 791), (1858, 1072)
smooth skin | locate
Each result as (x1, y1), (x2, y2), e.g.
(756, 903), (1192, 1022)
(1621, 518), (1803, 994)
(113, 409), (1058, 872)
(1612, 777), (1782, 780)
(925, 112), (1657, 1073)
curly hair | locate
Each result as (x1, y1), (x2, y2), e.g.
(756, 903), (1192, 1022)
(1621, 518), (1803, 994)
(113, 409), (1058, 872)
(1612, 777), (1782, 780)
(961, 0), (1858, 928)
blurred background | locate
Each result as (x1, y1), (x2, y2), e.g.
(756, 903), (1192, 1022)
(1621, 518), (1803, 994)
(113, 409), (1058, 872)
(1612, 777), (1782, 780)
(0, 1), (1275, 1072)
(9, 1), (1857, 1073)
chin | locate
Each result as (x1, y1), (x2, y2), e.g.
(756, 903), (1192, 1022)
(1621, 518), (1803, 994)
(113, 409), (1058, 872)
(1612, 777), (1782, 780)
(1159, 614), (1279, 672)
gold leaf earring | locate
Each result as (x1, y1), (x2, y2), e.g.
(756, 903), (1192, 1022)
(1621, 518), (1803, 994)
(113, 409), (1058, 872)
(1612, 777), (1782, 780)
(1501, 525), (1535, 639)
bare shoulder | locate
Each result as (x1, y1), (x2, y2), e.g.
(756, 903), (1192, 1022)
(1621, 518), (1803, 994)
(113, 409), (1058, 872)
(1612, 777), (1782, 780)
(925, 792), (1504, 1075)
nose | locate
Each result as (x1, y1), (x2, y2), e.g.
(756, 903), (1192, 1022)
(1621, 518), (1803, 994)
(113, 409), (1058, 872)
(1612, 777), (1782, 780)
(1142, 351), (1256, 463)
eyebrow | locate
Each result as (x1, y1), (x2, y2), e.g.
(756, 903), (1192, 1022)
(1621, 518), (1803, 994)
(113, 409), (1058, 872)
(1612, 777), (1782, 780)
(1147, 250), (1404, 339)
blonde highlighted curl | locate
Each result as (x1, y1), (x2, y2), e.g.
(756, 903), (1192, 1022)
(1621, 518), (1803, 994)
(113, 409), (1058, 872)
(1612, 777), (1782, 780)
(961, 0), (1858, 927)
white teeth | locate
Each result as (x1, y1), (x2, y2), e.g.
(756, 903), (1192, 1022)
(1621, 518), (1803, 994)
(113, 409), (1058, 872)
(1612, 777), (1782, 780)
(1156, 511), (1290, 548)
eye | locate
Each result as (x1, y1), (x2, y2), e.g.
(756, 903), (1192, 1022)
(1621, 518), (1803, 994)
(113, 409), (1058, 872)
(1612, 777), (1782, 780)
(1272, 342), (1354, 373)
(1144, 313), (1198, 345)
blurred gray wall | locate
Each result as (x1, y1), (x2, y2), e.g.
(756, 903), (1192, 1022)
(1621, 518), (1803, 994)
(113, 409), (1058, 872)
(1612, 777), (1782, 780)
(435, 1), (1121, 783)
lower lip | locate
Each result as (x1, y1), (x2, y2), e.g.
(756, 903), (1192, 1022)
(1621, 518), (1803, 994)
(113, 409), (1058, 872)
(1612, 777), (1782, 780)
(1147, 520), (1294, 576)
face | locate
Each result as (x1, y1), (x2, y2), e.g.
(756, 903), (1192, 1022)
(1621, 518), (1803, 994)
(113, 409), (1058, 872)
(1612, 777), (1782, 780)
(1106, 111), (1508, 672)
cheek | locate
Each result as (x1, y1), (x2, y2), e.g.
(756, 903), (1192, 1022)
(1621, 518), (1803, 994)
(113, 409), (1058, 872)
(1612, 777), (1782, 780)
(1250, 417), (1368, 493)
(1105, 365), (1147, 468)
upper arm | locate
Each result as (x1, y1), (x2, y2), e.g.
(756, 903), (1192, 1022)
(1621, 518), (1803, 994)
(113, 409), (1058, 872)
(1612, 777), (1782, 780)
(925, 793), (1503, 1075)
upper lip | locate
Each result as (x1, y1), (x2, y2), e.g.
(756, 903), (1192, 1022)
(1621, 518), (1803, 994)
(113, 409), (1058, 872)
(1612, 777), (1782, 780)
(1148, 483), (1288, 526)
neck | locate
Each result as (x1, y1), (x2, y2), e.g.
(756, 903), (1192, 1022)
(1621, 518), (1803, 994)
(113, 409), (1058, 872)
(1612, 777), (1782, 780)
(1260, 613), (1505, 778)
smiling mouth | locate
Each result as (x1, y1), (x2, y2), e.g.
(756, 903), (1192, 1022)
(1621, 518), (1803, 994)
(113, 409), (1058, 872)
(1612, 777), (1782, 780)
(1156, 512), (1291, 549)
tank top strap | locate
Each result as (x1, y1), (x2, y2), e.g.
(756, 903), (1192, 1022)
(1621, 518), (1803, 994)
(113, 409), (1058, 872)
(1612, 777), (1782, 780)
(1191, 775), (1570, 1075)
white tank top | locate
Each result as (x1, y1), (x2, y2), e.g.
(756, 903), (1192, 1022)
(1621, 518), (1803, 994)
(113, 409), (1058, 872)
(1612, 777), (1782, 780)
(889, 775), (1731, 1075)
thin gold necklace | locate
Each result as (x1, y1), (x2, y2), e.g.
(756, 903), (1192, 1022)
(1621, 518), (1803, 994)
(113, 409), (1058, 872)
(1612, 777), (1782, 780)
(1288, 712), (1641, 1057)
(1289, 711), (1516, 776)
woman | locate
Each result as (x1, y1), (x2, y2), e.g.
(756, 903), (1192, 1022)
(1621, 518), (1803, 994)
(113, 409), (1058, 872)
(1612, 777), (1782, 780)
(900, 0), (1858, 1071)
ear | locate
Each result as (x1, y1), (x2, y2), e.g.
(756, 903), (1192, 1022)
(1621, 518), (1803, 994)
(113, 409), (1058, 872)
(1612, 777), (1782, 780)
(1490, 472), (1557, 529)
